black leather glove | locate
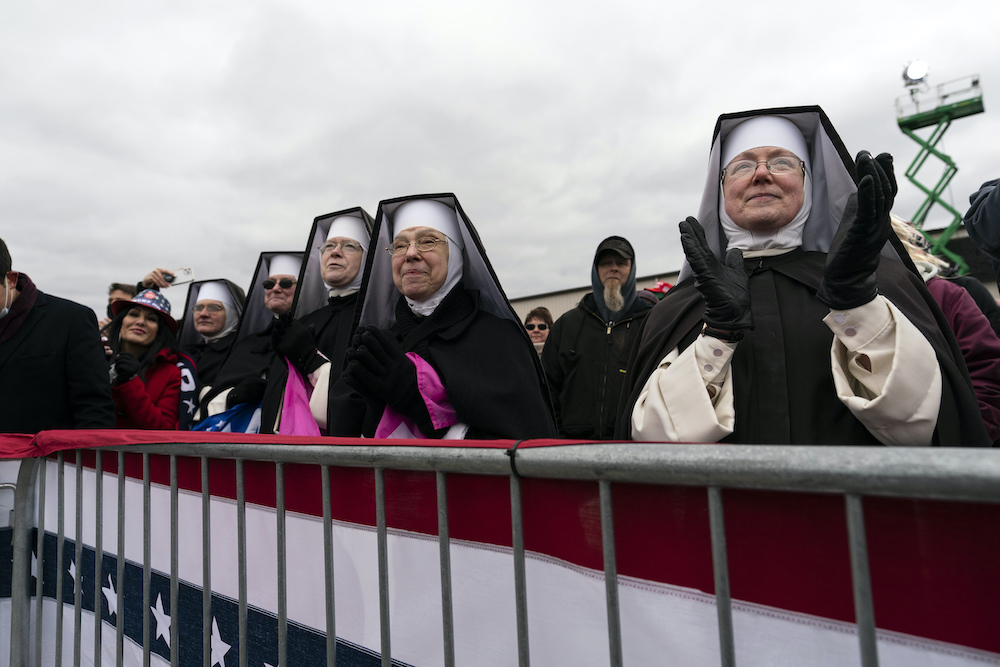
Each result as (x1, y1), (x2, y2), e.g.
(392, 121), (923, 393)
(272, 316), (324, 374)
(112, 353), (140, 385)
(342, 326), (432, 428)
(679, 217), (753, 332)
(226, 376), (267, 409)
(817, 152), (897, 310)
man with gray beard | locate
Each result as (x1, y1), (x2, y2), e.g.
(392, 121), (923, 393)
(542, 236), (652, 439)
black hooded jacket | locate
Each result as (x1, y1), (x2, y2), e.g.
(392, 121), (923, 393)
(542, 293), (650, 439)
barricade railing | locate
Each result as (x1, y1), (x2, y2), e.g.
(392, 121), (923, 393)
(7, 440), (1000, 667)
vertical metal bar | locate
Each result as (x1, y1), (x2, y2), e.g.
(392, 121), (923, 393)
(143, 453), (151, 667)
(56, 452), (66, 667)
(9, 458), (41, 667)
(237, 459), (248, 667)
(95, 451), (104, 667)
(202, 457), (212, 667)
(599, 480), (622, 667)
(170, 455), (179, 667)
(708, 486), (736, 667)
(33, 457), (47, 667)
(846, 494), (879, 667)
(117, 452), (126, 667)
(509, 473), (530, 667)
(374, 468), (391, 667)
(322, 464), (337, 667)
(74, 454), (83, 667)
(276, 462), (288, 667)
(436, 471), (455, 667)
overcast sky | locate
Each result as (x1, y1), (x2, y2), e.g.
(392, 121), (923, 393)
(2, 1), (997, 319)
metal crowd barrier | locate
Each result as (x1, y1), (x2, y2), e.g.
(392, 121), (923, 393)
(7, 442), (1000, 667)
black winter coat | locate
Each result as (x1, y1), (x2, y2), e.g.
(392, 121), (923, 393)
(0, 285), (115, 433)
(541, 294), (650, 439)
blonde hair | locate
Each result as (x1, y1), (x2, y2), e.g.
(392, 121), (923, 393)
(890, 214), (948, 270)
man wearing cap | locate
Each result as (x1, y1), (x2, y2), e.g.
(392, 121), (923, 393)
(620, 106), (988, 446)
(0, 237), (116, 432)
(182, 280), (246, 386)
(199, 254), (304, 431)
(542, 236), (652, 439)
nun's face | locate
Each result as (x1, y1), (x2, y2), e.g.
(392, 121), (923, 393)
(391, 226), (449, 301)
(321, 236), (364, 287)
(193, 299), (226, 336)
(263, 274), (297, 314)
(723, 146), (805, 232)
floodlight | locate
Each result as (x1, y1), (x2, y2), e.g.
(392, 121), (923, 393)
(903, 60), (929, 86)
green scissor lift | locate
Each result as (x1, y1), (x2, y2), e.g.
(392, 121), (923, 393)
(896, 74), (984, 273)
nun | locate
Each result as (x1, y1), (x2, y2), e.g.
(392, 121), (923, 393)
(199, 252), (304, 432)
(267, 208), (374, 430)
(619, 106), (988, 447)
(177, 279), (245, 386)
(323, 194), (556, 439)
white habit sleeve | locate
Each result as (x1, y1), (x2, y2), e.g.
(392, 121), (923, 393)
(824, 295), (941, 446)
(631, 335), (738, 442)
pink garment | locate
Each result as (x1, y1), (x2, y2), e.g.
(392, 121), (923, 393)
(278, 361), (321, 437)
(375, 353), (459, 439)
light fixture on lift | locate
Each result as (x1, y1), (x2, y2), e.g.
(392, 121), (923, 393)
(903, 60), (929, 86)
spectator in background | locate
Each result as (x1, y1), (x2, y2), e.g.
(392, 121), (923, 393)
(107, 290), (187, 429)
(524, 307), (552, 356)
(0, 237), (115, 433)
(963, 178), (1000, 291)
(542, 236), (651, 439)
(98, 282), (138, 335)
(892, 215), (1000, 443)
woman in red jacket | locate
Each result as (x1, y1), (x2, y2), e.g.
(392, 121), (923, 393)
(107, 290), (182, 429)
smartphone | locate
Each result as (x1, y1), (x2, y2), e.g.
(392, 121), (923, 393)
(164, 267), (195, 286)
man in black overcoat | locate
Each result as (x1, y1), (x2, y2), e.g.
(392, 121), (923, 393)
(0, 237), (115, 433)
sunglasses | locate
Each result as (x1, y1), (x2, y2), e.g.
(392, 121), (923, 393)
(263, 278), (296, 290)
(525, 323), (548, 331)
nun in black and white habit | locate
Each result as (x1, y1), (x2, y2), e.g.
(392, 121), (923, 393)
(199, 252), (304, 432)
(619, 106), (988, 447)
(177, 279), (246, 386)
(321, 194), (557, 440)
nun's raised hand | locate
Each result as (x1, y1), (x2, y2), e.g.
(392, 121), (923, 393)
(679, 217), (753, 332)
(817, 152), (896, 310)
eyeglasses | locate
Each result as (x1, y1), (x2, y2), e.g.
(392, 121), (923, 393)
(319, 241), (362, 255)
(525, 323), (548, 331)
(193, 304), (225, 313)
(722, 156), (804, 181)
(263, 278), (296, 290)
(386, 237), (447, 256)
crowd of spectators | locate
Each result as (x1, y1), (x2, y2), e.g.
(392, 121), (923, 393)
(3, 104), (1000, 446)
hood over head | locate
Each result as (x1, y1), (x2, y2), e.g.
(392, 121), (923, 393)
(590, 235), (639, 322)
(293, 207), (374, 320)
(178, 280), (246, 346)
(355, 193), (525, 334)
(235, 251), (305, 344)
(680, 105), (874, 281)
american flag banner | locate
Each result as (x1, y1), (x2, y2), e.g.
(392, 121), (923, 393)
(1, 431), (999, 666)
